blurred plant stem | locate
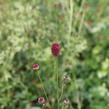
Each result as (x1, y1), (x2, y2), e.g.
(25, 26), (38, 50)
(53, 57), (59, 109)
(68, 0), (85, 108)
(68, 0), (74, 37)
(73, 0), (86, 35)
(37, 71), (49, 106)
(59, 83), (64, 102)
(73, 73), (82, 109)
(78, 0), (86, 35)
(68, 1), (82, 108)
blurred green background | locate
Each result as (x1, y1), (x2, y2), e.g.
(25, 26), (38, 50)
(0, 0), (109, 109)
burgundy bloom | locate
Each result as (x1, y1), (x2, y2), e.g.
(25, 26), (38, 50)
(51, 43), (60, 56)
(38, 97), (45, 104)
(32, 64), (39, 70)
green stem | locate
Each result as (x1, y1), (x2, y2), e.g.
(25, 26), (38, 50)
(54, 57), (59, 109)
(62, 105), (64, 109)
(69, 0), (74, 37)
(78, 13), (85, 34)
(73, 74), (81, 109)
(59, 83), (64, 102)
(73, 0), (86, 35)
(56, 58), (59, 109)
(57, 71), (59, 109)
(37, 72), (49, 103)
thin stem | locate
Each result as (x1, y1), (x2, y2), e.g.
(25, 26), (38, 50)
(37, 72), (49, 103)
(70, 102), (74, 109)
(59, 83), (64, 101)
(73, 0), (86, 35)
(77, 90), (81, 109)
(73, 74), (81, 109)
(68, 0), (74, 37)
(55, 58), (59, 109)
(62, 104), (64, 109)
(54, 57), (59, 109)
(78, 13), (85, 34)
(57, 71), (59, 109)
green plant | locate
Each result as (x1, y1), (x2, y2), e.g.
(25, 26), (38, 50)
(0, 0), (109, 109)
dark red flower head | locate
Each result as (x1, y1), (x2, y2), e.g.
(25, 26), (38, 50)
(51, 43), (60, 56)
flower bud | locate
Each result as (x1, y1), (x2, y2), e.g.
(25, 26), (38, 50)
(33, 64), (39, 70)
(38, 97), (45, 104)
(64, 99), (69, 105)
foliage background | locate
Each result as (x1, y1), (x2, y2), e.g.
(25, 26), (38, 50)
(0, 0), (109, 109)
